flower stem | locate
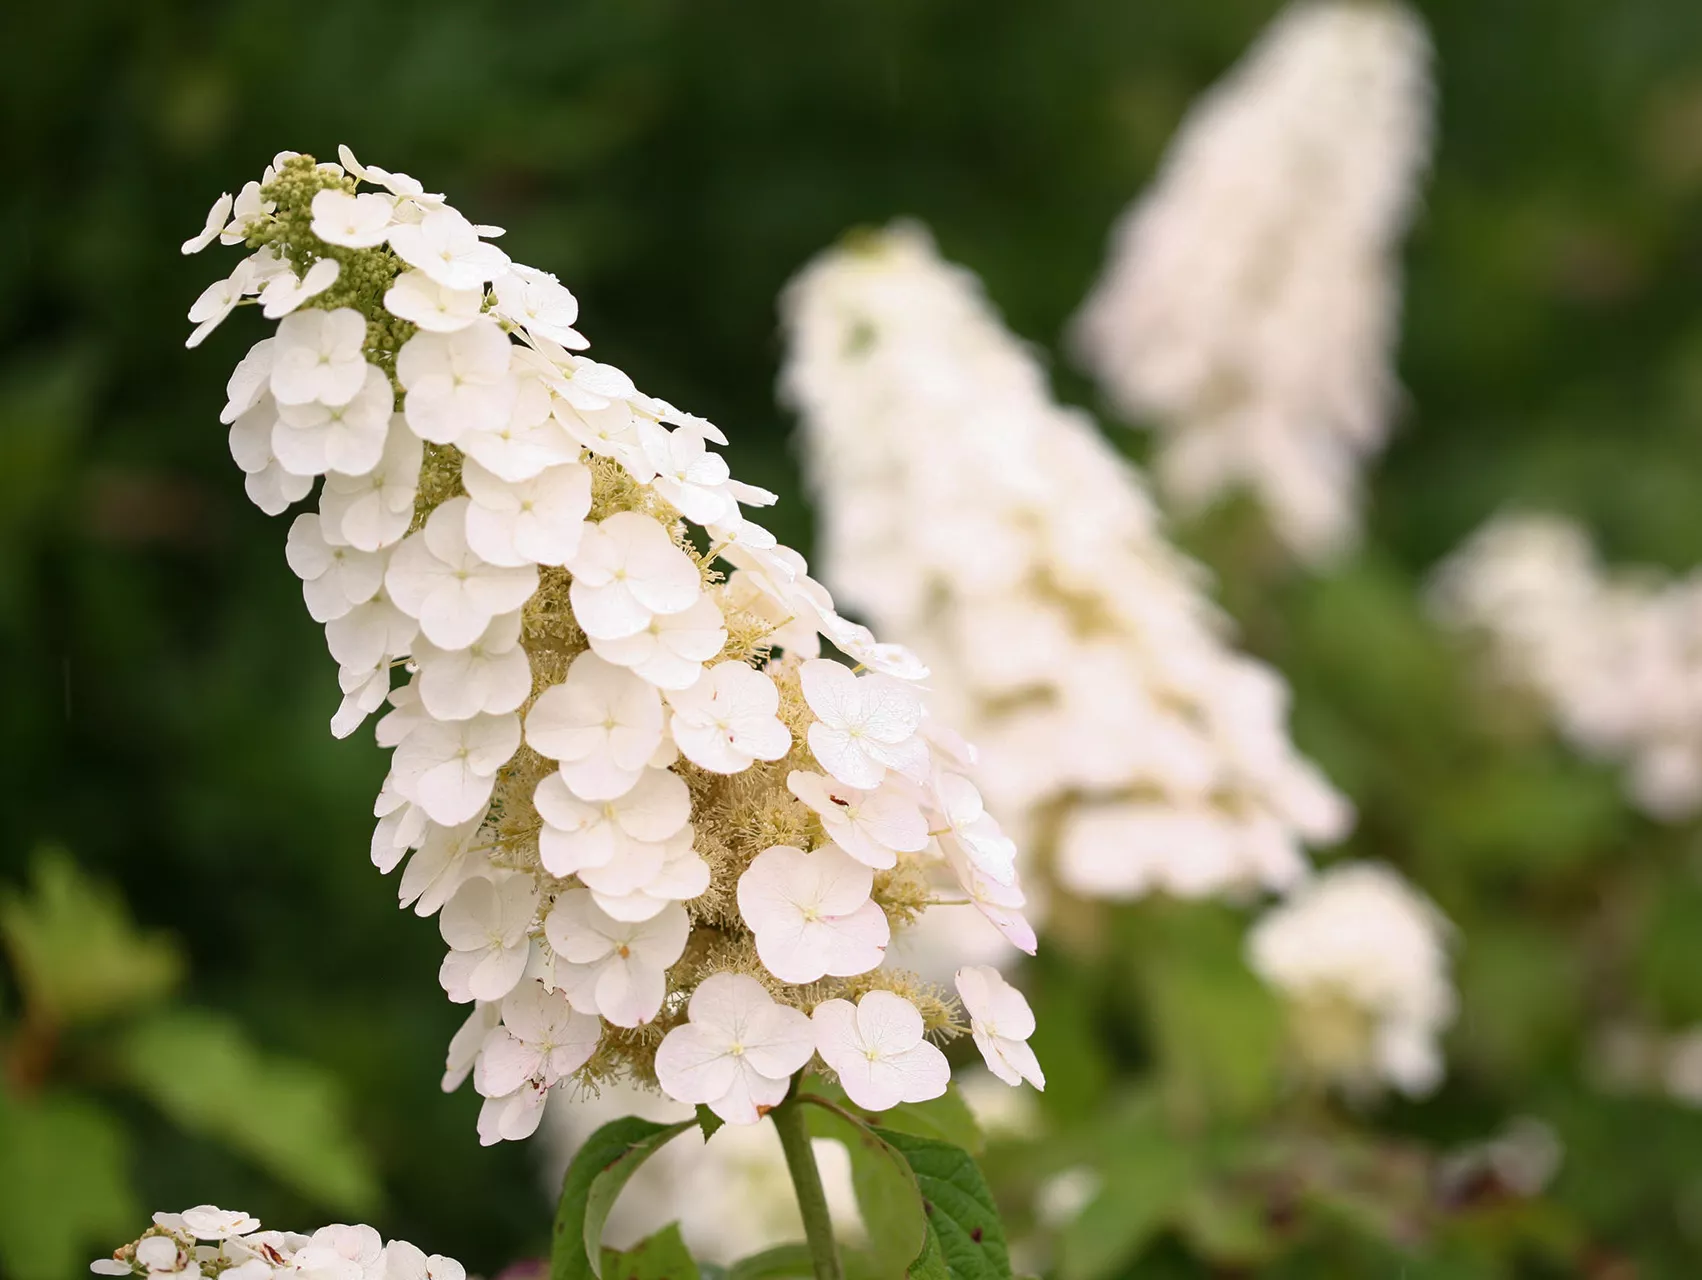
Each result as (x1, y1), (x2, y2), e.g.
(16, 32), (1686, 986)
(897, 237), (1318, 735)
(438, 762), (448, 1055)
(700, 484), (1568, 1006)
(771, 1096), (844, 1280)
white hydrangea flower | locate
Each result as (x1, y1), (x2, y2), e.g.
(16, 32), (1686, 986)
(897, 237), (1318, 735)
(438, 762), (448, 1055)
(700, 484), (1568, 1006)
(439, 873), (539, 1004)
(525, 651), (664, 801)
(590, 593), (727, 691)
(182, 193), (233, 254)
(179, 1208), (261, 1241)
(270, 307), (369, 406)
(785, 771), (928, 871)
(310, 188), (394, 248)
(384, 498), (539, 650)
(654, 973), (815, 1123)
(567, 511), (703, 640)
(1069, 0), (1433, 561)
(388, 208), (510, 290)
(396, 317), (517, 443)
(737, 844), (889, 982)
(543, 890), (688, 1027)
(955, 965), (1044, 1090)
(93, 1210), (461, 1280)
(186, 150), (1042, 1146)
(272, 361), (393, 478)
(812, 990), (950, 1111)
(1248, 862), (1454, 1095)
(665, 661), (791, 773)
(782, 223), (1349, 913)
(186, 258), (257, 349)
(800, 659), (927, 789)
(384, 270), (485, 333)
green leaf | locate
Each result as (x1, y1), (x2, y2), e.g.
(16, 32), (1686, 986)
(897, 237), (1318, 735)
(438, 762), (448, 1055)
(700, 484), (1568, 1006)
(0, 847), (181, 1026)
(0, 1085), (138, 1280)
(696, 1103), (725, 1142)
(551, 1115), (695, 1280)
(118, 1007), (378, 1213)
(802, 1078), (984, 1155)
(881, 1130), (1013, 1280)
(801, 1095), (929, 1277)
(726, 1243), (817, 1279)
(600, 1223), (700, 1280)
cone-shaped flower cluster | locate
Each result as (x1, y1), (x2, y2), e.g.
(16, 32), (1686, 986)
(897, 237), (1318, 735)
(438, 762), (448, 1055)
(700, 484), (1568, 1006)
(186, 150), (1041, 1144)
(781, 225), (1349, 907)
(1070, 0), (1433, 562)
(1431, 513), (1702, 820)
(90, 1209), (460, 1279)
(1247, 862), (1454, 1096)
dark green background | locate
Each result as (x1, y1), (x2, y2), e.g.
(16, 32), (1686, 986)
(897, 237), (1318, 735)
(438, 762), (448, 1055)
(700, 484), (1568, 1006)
(5, 0), (1702, 1274)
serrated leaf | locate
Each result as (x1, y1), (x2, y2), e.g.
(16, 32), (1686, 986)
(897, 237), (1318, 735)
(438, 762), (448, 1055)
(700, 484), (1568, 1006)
(802, 1095), (929, 1277)
(726, 1243), (816, 1279)
(551, 1115), (695, 1280)
(802, 1079), (984, 1155)
(696, 1103), (725, 1142)
(0, 1085), (138, 1280)
(0, 847), (181, 1026)
(118, 1007), (378, 1213)
(601, 1222), (700, 1280)
(881, 1131), (1012, 1280)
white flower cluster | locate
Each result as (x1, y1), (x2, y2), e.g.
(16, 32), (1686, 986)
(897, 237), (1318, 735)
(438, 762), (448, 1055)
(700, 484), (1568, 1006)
(780, 225), (1349, 908)
(1069, 0), (1433, 562)
(1247, 862), (1454, 1096)
(90, 1208), (460, 1280)
(1430, 513), (1702, 820)
(187, 149), (1042, 1145)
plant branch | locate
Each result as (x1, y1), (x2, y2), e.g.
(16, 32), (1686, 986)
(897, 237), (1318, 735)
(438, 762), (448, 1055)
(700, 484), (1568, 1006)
(770, 1094), (844, 1280)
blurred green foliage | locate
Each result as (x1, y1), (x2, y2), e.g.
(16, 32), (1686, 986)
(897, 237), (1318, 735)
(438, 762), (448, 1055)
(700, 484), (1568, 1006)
(5, 0), (1702, 1275)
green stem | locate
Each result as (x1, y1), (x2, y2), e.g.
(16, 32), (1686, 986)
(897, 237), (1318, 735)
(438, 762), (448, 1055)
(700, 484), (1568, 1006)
(771, 1096), (844, 1280)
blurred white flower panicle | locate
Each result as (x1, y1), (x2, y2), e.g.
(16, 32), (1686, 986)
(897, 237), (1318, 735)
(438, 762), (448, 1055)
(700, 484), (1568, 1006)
(1070, 0), (1434, 562)
(90, 1208), (462, 1279)
(186, 149), (1044, 1147)
(1431, 512), (1702, 820)
(781, 225), (1350, 911)
(1247, 862), (1455, 1096)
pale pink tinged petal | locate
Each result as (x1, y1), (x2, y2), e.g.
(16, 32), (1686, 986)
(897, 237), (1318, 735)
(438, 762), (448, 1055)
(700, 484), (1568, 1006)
(832, 1052), (893, 1111)
(880, 1041), (951, 1106)
(616, 769), (692, 841)
(737, 1003), (817, 1079)
(655, 1023), (740, 1105)
(543, 891), (614, 963)
(628, 902), (691, 966)
(466, 943), (529, 1003)
(816, 901), (890, 977)
(570, 578), (653, 639)
(708, 1063), (789, 1125)
(810, 846), (877, 916)
(559, 756), (645, 802)
(497, 979), (559, 1042)
(854, 990), (925, 1055)
(543, 1009), (604, 1079)
(576, 838), (666, 897)
(439, 948), (484, 1003)
(687, 971), (772, 1029)
(439, 879), (500, 949)
(810, 998), (862, 1061)
(808, 724), (885, 790)
(473, 1028), (539, 1098)
(595, 958), (666, 1027)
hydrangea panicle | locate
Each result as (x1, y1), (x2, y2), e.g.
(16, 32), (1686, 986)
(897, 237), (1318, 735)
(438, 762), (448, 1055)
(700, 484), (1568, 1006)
(185, 149), (1041, 1146)
(90, 1209), (462, 1280)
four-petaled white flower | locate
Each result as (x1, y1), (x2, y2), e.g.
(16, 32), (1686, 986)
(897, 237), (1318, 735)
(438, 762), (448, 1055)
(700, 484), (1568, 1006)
(474, 979), (601, 1099)
(567, 511), (703, 640)
(955, 965), (1045, 1090)
(643, 424), (734, 524)
(737, 844), (889, 983)
(812, 990), (950, 1111)
(270, 307), (369, 407)
(284, 513), (384, 623)
(385, 270), (486, 333)
(273, 362), (394, 478)
(311, 188), (394, 248)
(525, 651), (664, 800)
(319, 418), (422, 551)
(492, 266), (587, 348)
(259, 256), (341, 320)
(800, 659), (929, 789)
(583, 827), (710, 922)
(532, 766), (690, 878)
(388, 208), (511, 291)
(396, 317), (517, 443)
(543, 889), (688, 1027)
(786, 771), (929, 870)
(462, 458), (591, 567)
(413, 612), (532, 721)
(666, 661), (791, 773)
(439, 873), (539, 1003)
(391, 711), (521, 825)
(589, 593), (727, 691)
(186, 257), (255, 349)
(384, 497), (539, 650)
(653, 972), (815, 1123)
(178, 1206), (262, 1240)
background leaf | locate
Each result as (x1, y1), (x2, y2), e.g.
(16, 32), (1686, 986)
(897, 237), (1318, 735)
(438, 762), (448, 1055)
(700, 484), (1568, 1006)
(551, 1115), (694, 1280)
(802, 1096), (929, 1277)
(0, 1086), (137, 1280)
(117, 1007), (379, 1214)
(600, 1222), (700, 1280)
